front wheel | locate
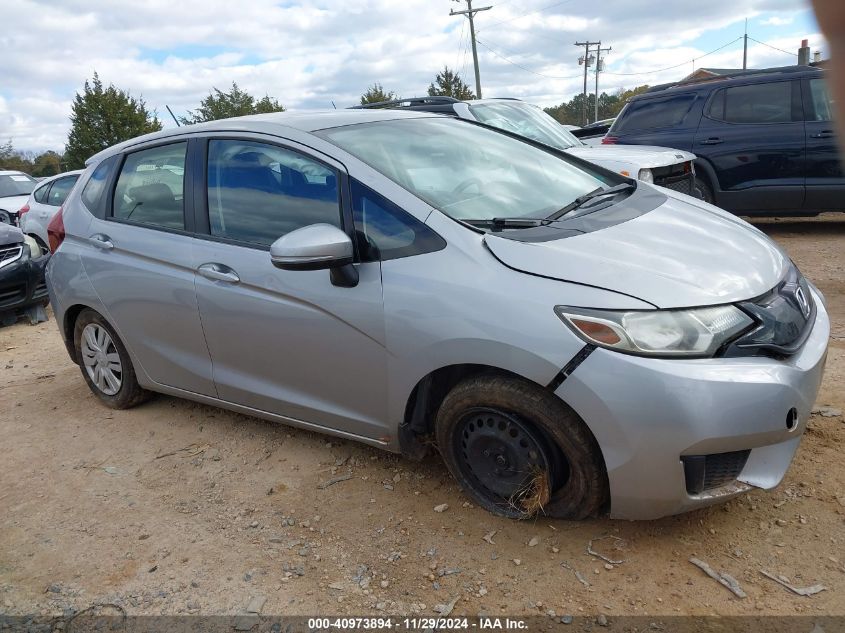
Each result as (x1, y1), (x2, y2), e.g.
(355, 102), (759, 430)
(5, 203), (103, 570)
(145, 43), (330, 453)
(694, 176), (715, 204)
(435, 375), (607, 520)
(73, 309), (150, 409)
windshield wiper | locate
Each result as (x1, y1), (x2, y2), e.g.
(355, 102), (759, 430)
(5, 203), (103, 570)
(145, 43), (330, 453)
(460, 217), (545, 232)
(548, 182), (636, 220)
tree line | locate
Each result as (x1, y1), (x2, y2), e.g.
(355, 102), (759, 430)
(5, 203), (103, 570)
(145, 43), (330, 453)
(0, 66), (645, 174)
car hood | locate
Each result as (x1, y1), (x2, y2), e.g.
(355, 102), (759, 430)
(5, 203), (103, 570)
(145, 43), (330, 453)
(565, 144), (695, 169)
(483, 190), (788, 309)
(0, 194), (30, 213)
(0, 222), (24, 247)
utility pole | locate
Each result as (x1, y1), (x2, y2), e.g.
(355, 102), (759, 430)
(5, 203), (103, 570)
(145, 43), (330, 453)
(742, 18), (748, 70)
(451, 0), (492, 98)
(576, 41), (600, 126)
(594, 44), (611, 123)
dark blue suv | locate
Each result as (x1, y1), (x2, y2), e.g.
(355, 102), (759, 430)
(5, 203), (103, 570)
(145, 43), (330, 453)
(604, 66), (843, 216)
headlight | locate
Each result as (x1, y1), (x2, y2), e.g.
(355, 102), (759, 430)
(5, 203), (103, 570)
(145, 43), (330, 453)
(555, 305), (754, 357)
(637, 168), (654, 183)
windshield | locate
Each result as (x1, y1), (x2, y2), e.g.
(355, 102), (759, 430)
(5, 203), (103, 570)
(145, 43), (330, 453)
(317, 118), (606, 221)
(469, 101), (583, 151)
(0, 174), (36, 198)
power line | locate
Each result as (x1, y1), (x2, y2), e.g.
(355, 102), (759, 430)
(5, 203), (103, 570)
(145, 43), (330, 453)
(602, 37), (743, 76)
(461, 23), (472, 81)
(454, 17), (466, 71)
(747, 36), (798, 58)
(478, 0), (574, 32)
(476, 38), (582, 79)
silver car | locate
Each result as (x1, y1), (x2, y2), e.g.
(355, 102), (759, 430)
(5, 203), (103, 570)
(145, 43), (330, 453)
(19, 170), (83, 249)
(46, 110), (829, 520)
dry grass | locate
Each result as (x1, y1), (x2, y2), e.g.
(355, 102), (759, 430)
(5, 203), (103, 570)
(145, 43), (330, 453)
(510, 468), (551, 516)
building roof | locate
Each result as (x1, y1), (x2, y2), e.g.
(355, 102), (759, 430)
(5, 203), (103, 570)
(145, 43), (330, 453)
(680, 68), (758, 82)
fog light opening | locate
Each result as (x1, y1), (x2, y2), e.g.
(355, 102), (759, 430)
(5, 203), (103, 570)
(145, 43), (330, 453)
(785, 407), (798, 432)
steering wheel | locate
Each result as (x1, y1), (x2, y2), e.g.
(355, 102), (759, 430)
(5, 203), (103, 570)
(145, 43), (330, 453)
(453, 178), (482, 194)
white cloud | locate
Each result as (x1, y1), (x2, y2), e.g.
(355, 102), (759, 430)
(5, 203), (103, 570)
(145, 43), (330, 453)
(761, 15), (795, 26)
(0, 0), (825, 153)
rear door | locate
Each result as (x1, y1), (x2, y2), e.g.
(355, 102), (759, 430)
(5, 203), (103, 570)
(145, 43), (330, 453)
(802, 75), (845, 211)
(694, 79), (804, 211)
(190, 135), (390, 441)
(82, 139), (216, 396)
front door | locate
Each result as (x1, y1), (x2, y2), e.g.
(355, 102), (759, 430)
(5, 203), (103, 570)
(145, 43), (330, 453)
(191, 137), (389, 441)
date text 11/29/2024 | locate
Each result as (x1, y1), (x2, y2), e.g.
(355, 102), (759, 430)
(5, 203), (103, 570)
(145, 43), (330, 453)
(307, 618), (528, 630)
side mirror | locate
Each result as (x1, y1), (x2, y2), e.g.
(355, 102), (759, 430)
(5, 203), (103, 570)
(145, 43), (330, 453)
(270, 224), (358, 287)
(270, 224), (353, 270)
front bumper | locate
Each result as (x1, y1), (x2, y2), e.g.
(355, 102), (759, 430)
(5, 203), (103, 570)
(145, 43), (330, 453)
(0, 253), (50, 314)
(556, 288), (829, 520)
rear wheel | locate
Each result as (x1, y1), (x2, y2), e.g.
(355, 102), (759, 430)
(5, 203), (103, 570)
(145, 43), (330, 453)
(73, 309), (150, 409)
(435, 374), (607, 520)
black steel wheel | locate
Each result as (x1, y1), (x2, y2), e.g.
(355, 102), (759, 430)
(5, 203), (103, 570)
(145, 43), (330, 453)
(454, 407), (564, 511)
(436, 374), (608, 520)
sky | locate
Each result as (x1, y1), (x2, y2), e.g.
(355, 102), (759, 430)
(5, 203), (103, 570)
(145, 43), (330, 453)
(0, 0), (827, 153)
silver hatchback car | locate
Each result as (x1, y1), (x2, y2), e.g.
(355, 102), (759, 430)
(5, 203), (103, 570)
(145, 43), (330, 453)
(46, 110), (829, 520)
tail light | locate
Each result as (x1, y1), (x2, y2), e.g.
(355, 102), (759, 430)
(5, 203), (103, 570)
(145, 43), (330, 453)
(18, 203), (30, 223)
(47, 206), (65, 253)
(601, 136), (619, 145)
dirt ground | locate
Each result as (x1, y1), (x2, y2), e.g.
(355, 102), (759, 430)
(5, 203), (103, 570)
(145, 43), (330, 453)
(1, 215), (843, 623)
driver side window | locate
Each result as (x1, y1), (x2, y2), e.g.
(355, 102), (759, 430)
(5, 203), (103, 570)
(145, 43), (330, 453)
(207, 139), (341, 247)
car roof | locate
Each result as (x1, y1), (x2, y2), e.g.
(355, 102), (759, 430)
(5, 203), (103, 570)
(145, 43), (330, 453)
(37, 169), (85, 182)
(85, 109), (442, 165)
(631, 65), (823, 101)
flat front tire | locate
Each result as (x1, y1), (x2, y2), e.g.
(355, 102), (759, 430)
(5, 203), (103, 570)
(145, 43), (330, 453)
(435, 374), (608, 520)
(73, 308), (150, 409)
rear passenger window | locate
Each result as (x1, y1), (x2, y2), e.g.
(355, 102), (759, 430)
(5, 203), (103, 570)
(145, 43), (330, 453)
(46, 176), (78, 206)
(207, 139), (341, 246)
(612, 95), (696, 133)
(113, 143), (187, 230)
(351, 180), (445, 262)
(707, 82), (794, 123)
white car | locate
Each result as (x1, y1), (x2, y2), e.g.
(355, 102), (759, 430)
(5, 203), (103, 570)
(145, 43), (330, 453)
(458, 100), (697, 194)
(369, 98), (698, 196)
(19, 170), (84, 248)
(0, 170), (39, 225)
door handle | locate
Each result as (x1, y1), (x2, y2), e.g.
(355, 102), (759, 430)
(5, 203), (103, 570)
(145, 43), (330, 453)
(810, 131), (835, 139)
(700, 137), (723, 145)
(197, 263), (240, 284)
(89, 234), (114, 250)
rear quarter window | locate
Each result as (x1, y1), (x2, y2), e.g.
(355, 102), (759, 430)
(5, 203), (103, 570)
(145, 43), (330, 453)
(33, 182), (51, 203)
(612, 94), (697, 133)
(81, 156), (119, 218)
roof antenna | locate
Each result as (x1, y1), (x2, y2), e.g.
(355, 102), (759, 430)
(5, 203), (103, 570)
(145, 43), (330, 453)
(331, 101), (337, 109)
(166, 105), (181, 127)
